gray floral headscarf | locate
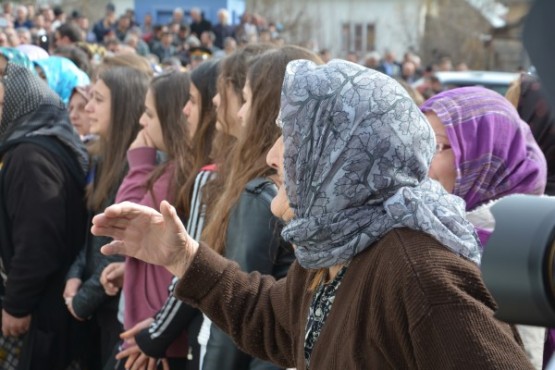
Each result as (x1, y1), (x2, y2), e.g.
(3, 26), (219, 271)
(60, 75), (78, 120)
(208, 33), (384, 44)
(279, 59), (481, 269)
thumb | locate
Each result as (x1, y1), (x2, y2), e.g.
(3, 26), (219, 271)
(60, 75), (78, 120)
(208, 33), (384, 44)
(160, 201), (184, 233)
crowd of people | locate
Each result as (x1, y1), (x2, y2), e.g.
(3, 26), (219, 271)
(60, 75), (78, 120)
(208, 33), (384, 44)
(0, 1), (286, 73)
(0, 2), (554, 370)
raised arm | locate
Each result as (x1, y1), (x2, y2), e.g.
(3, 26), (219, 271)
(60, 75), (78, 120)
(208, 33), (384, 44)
(93, 201), (196, 278)
(93, 201), (297, 367)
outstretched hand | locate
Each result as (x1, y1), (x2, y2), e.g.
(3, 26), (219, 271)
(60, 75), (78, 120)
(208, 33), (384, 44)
(91, 201), (198, 277)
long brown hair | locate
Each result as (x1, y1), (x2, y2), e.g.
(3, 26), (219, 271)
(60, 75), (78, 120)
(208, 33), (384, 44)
(202, 45), (323, 254)
(145, 72), (194, 215)
(217, 43), (275, 136)
(203, 44), (276, 217)
(87, 66), (150, 211)
(94, 53), (153, 80)
(178, 60), (220, 218)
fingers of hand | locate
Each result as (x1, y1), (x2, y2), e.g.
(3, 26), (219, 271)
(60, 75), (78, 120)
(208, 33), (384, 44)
(100, 240), (126, 256)
(147, 358), (157, 370)
(116, 344), (140, 360)
(124, 351), (140, 368)
(131, 353), (149, 370)
(106, 263), (124, 281)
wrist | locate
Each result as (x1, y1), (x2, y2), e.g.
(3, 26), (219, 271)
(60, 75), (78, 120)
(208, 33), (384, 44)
(167, 238), (199, 277)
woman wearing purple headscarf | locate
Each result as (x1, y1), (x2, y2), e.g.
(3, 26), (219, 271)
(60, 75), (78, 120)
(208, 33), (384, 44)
(421, 86), (548, 369)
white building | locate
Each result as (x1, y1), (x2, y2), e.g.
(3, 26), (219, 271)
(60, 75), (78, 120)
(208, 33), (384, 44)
(270, 0), (426, 60)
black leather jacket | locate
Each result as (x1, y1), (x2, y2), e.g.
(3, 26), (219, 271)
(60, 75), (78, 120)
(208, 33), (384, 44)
(202, 177), (294, 370)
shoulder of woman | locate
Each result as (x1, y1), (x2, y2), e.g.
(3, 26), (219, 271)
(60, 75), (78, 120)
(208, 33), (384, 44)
(363, 228), (482, 287)
(244, 177), (277, 199)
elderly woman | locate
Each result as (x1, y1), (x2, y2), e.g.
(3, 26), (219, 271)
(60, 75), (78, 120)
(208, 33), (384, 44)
(92, 60), (533, 369)
(0, 62), (88, 368)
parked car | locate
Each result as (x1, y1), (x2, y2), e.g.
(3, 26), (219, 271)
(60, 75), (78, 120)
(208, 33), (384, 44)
(413, 70), (520, 97)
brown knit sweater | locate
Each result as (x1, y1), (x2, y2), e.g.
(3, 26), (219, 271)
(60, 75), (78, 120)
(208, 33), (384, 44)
(175, 228), (533, 370)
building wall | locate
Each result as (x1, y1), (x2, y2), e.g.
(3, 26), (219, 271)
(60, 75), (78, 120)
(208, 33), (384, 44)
(268, 0), (424, 61)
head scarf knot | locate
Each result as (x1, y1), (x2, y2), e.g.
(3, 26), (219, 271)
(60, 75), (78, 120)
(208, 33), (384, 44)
(279, 59), (481, 269)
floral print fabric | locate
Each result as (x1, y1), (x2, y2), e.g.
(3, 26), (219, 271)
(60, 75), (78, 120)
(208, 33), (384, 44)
(278, 59), (481, 269)
(304, 265), (348, 368)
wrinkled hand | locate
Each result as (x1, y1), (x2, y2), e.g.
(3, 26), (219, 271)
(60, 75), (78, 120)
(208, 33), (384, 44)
(130, 129), (155, 150)
(100, 262), (125, 296)
(2, 310), (30, 337)
(92, 201), (198, 277)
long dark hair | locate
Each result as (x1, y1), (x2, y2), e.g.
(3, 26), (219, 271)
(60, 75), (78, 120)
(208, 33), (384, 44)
(202, 45), (323, 253)
(202, 44), (276, 222)
(179, 60), (220, 218)
(87, 66), (149, 211)
(145, 72), (194, 214)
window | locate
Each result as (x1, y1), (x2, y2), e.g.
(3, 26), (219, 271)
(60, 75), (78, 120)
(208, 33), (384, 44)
(342, 22), (375, 53)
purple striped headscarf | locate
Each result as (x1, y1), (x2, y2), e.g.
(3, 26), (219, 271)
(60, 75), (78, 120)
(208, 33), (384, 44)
(421, 86), (547, 212)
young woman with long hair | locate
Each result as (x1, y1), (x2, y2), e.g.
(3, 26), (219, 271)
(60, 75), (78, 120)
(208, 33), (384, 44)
(112, 59), (222, 370)
(63, 66), (150, 369)
(199, 45), (323, 370)
(101, 71), (194, 370)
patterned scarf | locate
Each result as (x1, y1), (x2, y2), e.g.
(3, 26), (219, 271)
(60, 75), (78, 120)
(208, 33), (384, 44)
(421, 86), (546, 211)
(279, 59), (481, 269)
(0, 62), (88, 174)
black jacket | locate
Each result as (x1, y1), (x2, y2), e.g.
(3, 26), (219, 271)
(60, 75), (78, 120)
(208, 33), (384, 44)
(0, 140), (87, 369)
(202, 178), (294, 370)
(66, 159), (124, 320)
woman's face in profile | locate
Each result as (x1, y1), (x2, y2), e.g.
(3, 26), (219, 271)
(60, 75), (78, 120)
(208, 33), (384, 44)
(426, 111), (457, 193)
(267, 135), (295, 221)
(68, 92), (91, 137)
(182, 82), (201, 139)
(85, 79), (112, 139)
